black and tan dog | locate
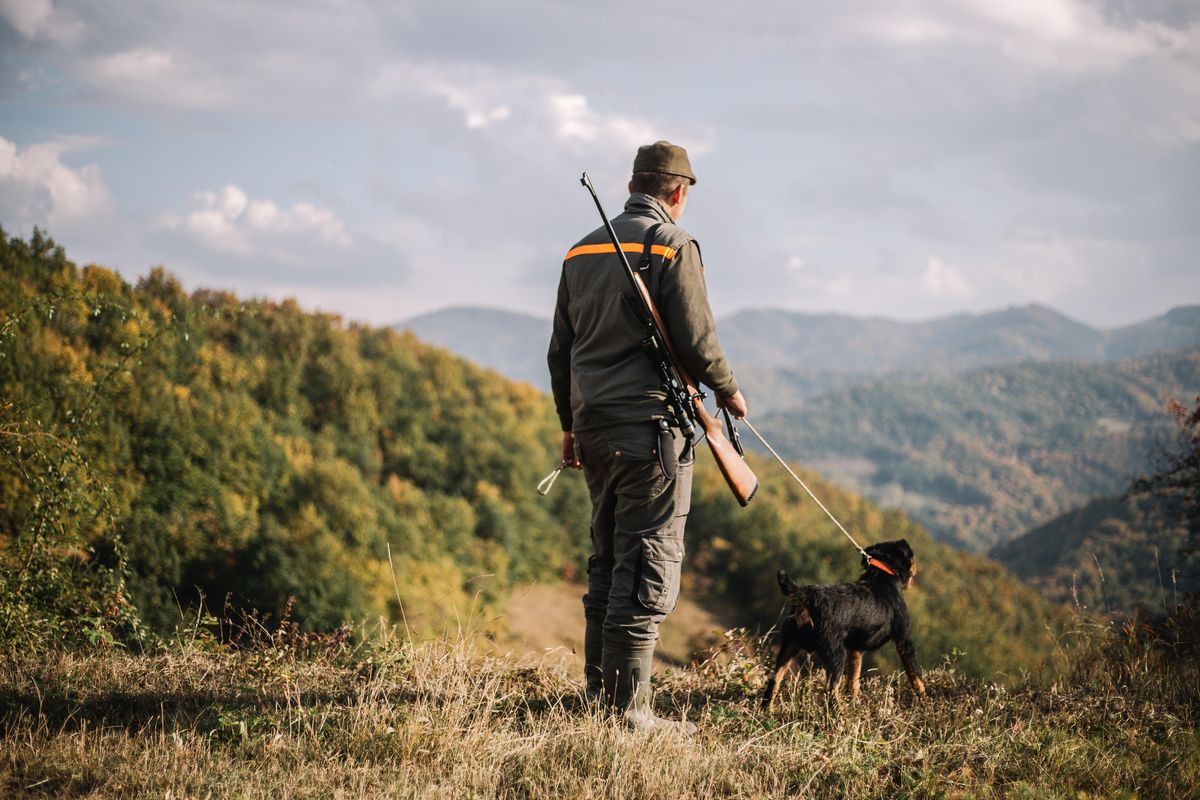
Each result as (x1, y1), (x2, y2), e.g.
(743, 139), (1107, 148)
(762, 539), (925, 709)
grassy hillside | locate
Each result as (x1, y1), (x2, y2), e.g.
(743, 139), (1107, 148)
(755, 354), (1200, 552)
(2, 620), (1198, 799)
(1, 228), (1065, 681)
(992, 493), (1200, 614)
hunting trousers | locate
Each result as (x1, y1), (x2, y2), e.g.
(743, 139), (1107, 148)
(576, 420), (694, 649)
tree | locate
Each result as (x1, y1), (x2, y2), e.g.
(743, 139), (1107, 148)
(1132, 395), (1200, 560)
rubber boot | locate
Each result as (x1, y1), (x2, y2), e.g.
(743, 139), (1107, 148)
(602, 645), (697, 735)
(583, 619), (604, 704)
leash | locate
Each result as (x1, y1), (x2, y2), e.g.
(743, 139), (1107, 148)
(537, 461), (570, 496)
(740, 418), (869, 560)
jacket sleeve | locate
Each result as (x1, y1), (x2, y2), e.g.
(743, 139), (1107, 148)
(658, 240), (739, 398)
(546, 264), (575, 431)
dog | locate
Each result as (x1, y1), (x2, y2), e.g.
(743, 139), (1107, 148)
(762, 539), (925, 709)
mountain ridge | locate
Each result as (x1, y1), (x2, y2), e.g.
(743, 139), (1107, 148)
(397, 302), (1200, 392)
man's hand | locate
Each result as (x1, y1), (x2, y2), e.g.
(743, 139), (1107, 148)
(561, 431), (582, 469)
(716, 390), (748, 419)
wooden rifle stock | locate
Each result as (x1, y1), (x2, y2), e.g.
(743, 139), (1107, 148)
(629, 271), (759, 506)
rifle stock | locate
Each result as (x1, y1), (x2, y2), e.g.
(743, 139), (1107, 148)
(694, 399), (759, 506)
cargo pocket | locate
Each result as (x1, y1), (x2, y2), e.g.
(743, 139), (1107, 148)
(607, 424), (667, 498)
(636, 534), (685, 614)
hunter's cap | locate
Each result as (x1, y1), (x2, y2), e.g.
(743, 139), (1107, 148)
(632, 140), (696, 185)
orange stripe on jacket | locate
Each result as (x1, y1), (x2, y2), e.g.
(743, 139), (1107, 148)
(564, 243), (677, 261)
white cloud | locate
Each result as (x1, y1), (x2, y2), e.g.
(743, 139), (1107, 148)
(365, 60), (705, 157)
(0, 134), (112, 227)
(549, 94), (659, 151)
(859, 0), (1196, 75)
(82, 48), (228, 110)
(160, 184), (352, 262)
(922, 257), (971, 297)
(0, 0), (84, 45)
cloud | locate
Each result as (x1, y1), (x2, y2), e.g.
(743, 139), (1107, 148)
(364, 60), (697, 157)
(0, 0), (84, 44)
(858, 0), (1197, 75)
(921, 257), (971, 298)
(81, 47), (228, 111)
(159, 184), (352, 262)
(549, 94), (660, 152)
(0, 134), (112, 229)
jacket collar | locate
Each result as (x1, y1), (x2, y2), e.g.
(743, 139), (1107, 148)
(624, 192), (675, 225)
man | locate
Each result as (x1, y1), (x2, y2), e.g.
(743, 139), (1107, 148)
(547, 141), (747, 733)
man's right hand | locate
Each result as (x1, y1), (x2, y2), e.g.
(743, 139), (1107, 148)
(561, 431), (582, 469)
(717, 390), (748, 419)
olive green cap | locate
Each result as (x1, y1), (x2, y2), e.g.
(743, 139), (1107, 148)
(632, 140), (696, 185)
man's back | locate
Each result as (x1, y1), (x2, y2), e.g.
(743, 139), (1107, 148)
(547, 192), (738, 433)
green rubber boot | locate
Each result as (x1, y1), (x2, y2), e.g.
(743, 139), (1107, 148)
(602, 645), (697, 735)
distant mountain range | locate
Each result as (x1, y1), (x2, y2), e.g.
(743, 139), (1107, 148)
(754, 350), (1200, 553)
(398, 304), (1200, 399)
(399, 308), (553, 390)
(717, 304), (1200, 374)
(991, 492), (1198, 615)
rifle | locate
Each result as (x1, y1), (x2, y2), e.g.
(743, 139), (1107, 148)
(580, 172), (758, 506)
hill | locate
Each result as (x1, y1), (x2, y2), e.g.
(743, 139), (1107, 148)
(1, 228), (1065, 680)
(992, 493), (1200, 614)
(398, 307), (552, 390)
(753, 353), (1200, 552)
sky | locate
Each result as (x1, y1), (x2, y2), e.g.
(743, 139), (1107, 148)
(1, 0), (1198, 329)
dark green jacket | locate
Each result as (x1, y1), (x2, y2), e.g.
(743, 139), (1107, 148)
(547, 193), (738, 433)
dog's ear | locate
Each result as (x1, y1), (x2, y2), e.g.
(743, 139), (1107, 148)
(777, 570), (799, 596)
(886, 539), (916, 583)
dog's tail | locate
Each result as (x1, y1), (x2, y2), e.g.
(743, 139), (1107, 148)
(777, 569), (800, 596)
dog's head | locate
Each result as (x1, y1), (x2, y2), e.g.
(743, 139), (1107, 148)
(862, 539), (917, 588)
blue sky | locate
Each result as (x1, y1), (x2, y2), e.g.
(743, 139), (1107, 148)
(1, 0), (1198, 328)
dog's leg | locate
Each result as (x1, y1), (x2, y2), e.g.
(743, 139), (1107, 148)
(763, 618), (806, 710)
(895, 638), (926, 697)
(818, 641), (845, 693)
(842, 650), (863, 698)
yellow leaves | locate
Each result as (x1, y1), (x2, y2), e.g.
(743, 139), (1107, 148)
(474, 480), (502, 503)
(80, 264), (124, 296)
(385, 473), (411, 503)
(38, 326), (94, 383)
(280, 435), (314, 471)
(196, 341), (254, 387)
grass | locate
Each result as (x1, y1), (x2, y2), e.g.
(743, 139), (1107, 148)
(1, 617), (1198, 799)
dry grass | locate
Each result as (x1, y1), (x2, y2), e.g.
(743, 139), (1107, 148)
(1, 621), (1198, 800)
